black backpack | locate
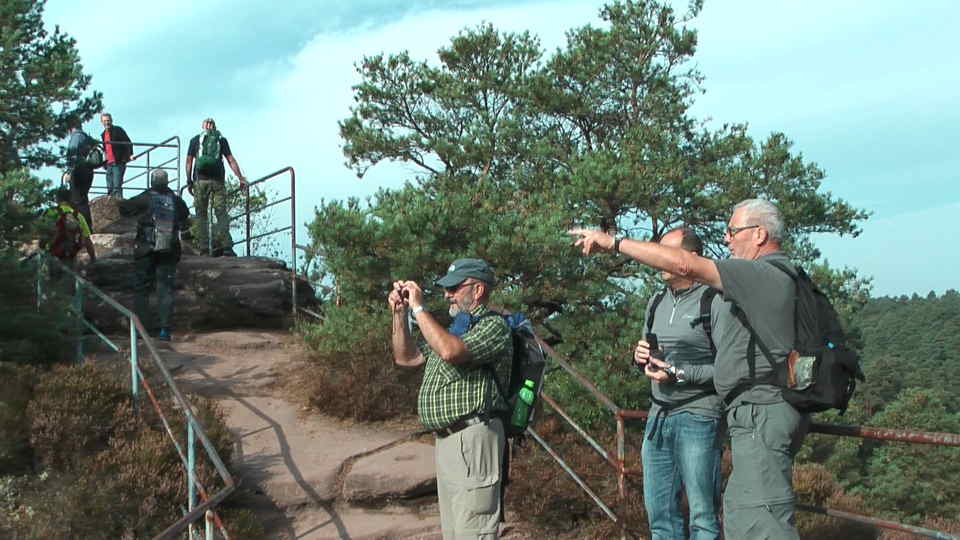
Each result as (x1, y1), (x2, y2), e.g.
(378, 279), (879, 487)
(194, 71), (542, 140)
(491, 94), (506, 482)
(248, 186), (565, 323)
(724, 260), (865, 414)
(477, 312), (547, 438)
(141, 192), (179, 254)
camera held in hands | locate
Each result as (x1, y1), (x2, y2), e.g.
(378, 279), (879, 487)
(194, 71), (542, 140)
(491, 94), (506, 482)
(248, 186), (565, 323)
(645, 333), (664, 371)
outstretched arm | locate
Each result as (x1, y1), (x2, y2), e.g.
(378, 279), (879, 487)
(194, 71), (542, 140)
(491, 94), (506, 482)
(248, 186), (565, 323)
(568, 228), (724, 291)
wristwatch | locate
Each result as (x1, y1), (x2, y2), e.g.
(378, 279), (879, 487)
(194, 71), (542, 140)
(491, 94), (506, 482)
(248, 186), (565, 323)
(410, 305), (425, 315)
(612, 234), (624, 254)
(665, 364), (687, 385)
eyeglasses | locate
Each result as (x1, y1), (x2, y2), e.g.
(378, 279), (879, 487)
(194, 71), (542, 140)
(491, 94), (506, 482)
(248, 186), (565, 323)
(444, 281), (477, 294)
(726, 224), (759, 238)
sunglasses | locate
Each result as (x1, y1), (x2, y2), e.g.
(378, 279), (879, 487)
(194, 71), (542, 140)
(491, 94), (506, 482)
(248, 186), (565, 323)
(726, 224), (759, 237)
(444, 281), (477, 294)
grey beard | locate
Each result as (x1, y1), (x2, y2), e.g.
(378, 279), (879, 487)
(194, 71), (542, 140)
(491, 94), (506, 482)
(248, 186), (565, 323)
(449, 303), (460, 317)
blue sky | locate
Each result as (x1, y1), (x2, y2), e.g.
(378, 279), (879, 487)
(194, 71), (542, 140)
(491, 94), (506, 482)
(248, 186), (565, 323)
(42, 0), (959, 297)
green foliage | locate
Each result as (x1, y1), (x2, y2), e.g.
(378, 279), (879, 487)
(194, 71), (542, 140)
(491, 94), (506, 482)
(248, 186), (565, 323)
(0, 169), (53, 251)
(0, 364), (37, 474)
(309, 0), (869, 442)
(0, 252), (72, 367)
(0, 0), (103, 171)
(299, 302), (422, 421)
(796, 292), (960, 528)
(858, 388), (960, 523)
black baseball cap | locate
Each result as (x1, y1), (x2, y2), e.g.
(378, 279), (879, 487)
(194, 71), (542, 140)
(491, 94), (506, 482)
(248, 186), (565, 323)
(435, 258), (496, 287)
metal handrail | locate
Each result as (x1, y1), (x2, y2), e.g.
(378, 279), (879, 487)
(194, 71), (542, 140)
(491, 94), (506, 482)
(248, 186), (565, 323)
(35, 254), (235, 539)
(87, 136), (182, 197)
(531, 337), (960, 538)
(221, 166), (310, 318)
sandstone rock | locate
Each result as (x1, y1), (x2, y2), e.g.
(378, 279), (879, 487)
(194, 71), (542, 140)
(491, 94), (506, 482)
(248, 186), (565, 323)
(80, 195), (317, 332)
(342, 442), (437, 503)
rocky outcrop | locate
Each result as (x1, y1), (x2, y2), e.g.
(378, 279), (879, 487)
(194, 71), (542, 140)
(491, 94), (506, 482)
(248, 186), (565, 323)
(342, 442), (437, 503)
(81, 195), (316, 332)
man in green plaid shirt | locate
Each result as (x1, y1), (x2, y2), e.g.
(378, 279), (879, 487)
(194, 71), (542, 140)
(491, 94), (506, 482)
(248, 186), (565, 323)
(389, 258), (513, 539)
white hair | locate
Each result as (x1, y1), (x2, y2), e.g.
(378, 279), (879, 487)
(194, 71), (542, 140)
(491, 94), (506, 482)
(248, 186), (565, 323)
(734, 199), (784, 243)
(150, 169), (169, 189)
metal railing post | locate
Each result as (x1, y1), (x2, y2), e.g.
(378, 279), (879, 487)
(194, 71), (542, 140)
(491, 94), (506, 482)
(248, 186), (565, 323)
(74, 277), (85, 364)
(33, 255), (235, 539)
(616, 413), (626, 540)
(188, 419), (197, 539)
(204, 510), (214, 540)
(290, 169), (298, 316)
(245, 187), (251, 256)
(130, 318), (139, 404)
(146, 150), (151, 194)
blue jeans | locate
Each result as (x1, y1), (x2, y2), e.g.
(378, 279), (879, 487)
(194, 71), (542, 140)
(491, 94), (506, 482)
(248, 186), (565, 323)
(105, 163), (126, 198)
(642, 411), (722, 540)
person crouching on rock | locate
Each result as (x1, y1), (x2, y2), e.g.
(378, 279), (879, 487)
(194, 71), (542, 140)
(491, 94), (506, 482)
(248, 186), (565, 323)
(388, 258), (513, 539)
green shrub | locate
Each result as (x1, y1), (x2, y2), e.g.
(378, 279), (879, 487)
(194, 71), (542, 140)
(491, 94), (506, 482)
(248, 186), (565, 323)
(299, 301), (421, 421)
(0, 253), (72, 367)
(0, 363), (38, 474)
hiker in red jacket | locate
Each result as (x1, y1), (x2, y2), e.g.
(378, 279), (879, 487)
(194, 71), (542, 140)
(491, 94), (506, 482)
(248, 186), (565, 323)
(100, 113), (133, 199)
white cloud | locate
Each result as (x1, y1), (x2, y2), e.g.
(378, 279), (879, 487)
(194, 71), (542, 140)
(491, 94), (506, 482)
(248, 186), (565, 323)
(210, 1), (600, 227)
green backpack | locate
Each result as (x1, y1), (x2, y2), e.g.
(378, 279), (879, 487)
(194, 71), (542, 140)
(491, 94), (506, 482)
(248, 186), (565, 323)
(195, 129), (222, 177)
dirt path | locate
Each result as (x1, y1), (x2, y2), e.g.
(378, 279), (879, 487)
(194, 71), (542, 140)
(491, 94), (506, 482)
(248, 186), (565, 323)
(159, 330), (445, 539)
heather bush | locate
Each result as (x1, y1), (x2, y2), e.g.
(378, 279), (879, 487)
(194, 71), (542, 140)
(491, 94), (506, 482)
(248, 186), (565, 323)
(299, 301), (421, 421)
(7, 362), (260, 538)
(0, 363), (38, 474)
(27, 363), (134, 469)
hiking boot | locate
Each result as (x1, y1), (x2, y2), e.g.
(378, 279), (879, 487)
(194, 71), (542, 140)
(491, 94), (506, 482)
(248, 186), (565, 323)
(157, 328), (171, 341)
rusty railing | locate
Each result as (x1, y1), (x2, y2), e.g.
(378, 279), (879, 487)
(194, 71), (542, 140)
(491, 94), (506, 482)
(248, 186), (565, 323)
(532, 339), (960, 539)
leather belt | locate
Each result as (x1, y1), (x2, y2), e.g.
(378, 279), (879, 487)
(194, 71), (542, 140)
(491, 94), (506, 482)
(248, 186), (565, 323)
(435, 414), (491, 438)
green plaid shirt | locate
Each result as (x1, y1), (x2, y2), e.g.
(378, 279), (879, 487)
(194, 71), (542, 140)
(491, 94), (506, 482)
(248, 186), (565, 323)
(417, 305), (513, 431)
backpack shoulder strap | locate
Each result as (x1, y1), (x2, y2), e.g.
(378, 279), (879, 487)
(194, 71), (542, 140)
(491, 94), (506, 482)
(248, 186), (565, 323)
(690, 287), (719, 357)
(646, 289), (668, 333)
(722, 262), (800, 406)
(765, 258), (798, 280)
(471, 311), (511, 401)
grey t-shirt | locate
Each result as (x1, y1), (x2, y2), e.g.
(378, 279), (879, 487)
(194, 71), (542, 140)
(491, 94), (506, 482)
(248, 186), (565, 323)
(647, 283), (725, 419)
(713, 252), (796, 406)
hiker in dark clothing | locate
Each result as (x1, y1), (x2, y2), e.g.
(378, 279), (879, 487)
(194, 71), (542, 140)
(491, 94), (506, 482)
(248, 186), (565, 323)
(119, 169), (189, 341)
(64, 125), (102, 230)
